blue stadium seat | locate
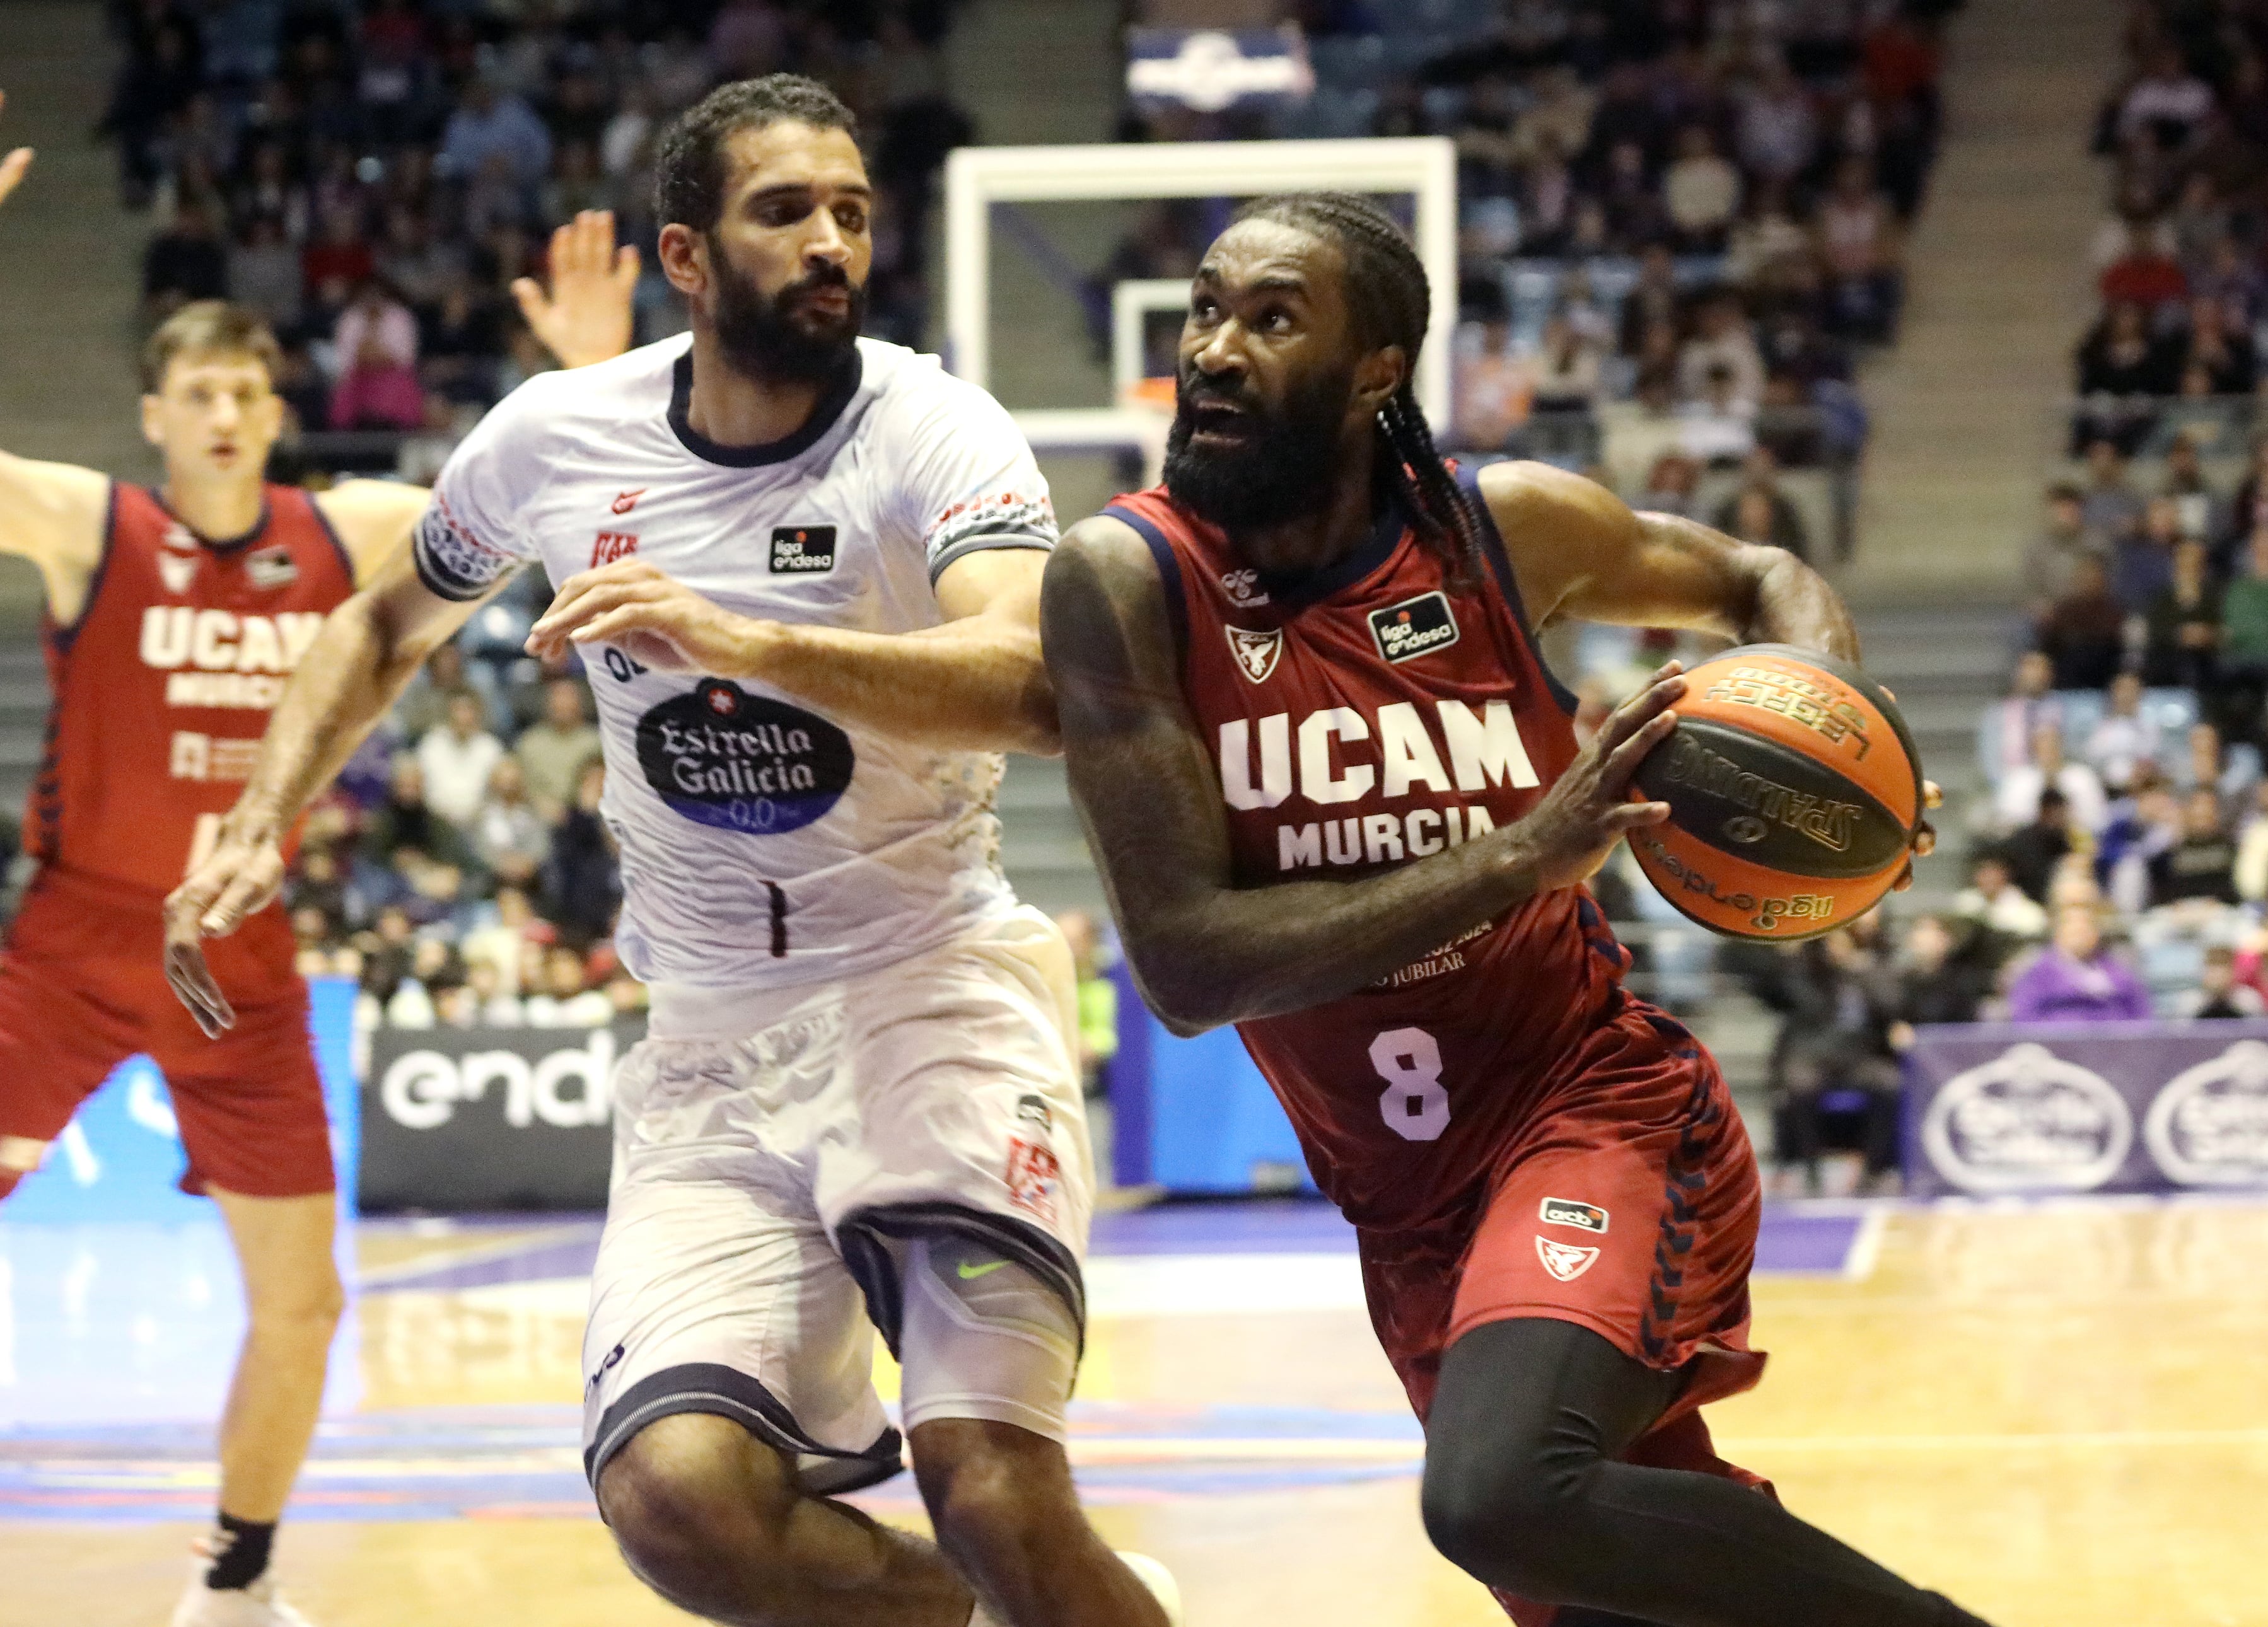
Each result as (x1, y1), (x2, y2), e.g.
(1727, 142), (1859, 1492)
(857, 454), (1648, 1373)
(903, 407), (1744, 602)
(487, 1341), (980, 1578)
(1308, 35), (1388, 93)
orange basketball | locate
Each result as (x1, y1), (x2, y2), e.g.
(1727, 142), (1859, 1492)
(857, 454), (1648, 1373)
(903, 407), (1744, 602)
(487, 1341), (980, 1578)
(1625, 644), (1924, 942)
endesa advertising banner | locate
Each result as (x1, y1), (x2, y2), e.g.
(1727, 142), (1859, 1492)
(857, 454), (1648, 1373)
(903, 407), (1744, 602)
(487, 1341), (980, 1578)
(1904, 1022), (2268, 1198)
(360, 1022), (637, 1211)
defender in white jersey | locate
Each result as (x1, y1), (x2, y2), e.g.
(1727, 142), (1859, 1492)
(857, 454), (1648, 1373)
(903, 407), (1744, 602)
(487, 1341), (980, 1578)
(165, 76), (1176, 1627)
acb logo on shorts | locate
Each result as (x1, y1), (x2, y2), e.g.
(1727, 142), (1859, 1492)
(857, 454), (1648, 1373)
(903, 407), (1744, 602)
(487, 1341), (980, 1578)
(1539, 1196), (1609, 1234)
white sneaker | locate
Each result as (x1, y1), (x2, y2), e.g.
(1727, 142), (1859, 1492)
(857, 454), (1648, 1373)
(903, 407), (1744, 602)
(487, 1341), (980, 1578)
(1116, 1551), (1184, 1626)
(168, 1568), (317, 1627)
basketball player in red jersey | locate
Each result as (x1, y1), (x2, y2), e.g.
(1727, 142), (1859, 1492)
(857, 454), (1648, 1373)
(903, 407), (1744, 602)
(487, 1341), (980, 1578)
(0, 128), (632, 1626)
(1045, 193), (1986, 1627)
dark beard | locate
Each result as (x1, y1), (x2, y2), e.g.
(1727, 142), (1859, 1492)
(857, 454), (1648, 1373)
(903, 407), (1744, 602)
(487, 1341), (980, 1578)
(710, 248), (866, 385)
(1161, 360), (1356, 531)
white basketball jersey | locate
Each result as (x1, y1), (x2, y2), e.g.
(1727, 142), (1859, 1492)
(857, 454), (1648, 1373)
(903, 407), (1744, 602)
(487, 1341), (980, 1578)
(416, 335), (1056, 990)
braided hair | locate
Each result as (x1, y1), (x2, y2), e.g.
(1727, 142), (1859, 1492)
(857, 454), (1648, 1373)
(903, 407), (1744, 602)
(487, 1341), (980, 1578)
(1233, 192), (1489, 586)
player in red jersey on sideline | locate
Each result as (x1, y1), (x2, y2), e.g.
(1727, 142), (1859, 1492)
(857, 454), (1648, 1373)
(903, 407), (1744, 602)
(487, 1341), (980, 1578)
(1043, 192), (1987, 1627)
(0, 119), (631, 1627)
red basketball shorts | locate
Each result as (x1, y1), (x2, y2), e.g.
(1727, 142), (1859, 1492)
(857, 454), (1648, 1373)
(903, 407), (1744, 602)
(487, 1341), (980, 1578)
(0, 867), (333, 1200)
(1358, 1009), (1771, 1626)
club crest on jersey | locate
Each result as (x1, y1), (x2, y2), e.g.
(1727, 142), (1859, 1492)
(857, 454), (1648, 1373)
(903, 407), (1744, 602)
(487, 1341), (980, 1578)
(1535, 1236), (1601, 1282)
(591, 531), (638, 567)
(771, 526), (837, 574)
(1226, 625), (1283, 684)
(1221, 568), (1269, 607)
(245, 546), (298, 590)
(1369, 591), (1460, 664)
(158, 550), (197, 595)
(1539, 1197), (1609, 1235)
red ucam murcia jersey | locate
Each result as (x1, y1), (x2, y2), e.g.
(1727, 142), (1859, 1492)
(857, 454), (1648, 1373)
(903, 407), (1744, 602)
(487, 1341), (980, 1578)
(29, 483), (354, 899)
(1105, 465), (1649, 1232)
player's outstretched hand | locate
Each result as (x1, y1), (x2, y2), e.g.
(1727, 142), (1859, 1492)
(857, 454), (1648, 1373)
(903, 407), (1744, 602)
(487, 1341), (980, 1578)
(1890, 779), (1942, 892)
(0, 93), (33, 211)
(1509, 663), (1685, 896)
(163, 817), (289, 1038)
(527, 557), (778, 676)
(512, 209), (639, 370)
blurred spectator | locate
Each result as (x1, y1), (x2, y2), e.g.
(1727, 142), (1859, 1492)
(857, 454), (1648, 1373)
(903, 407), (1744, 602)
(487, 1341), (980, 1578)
(1979, 651), (2061, 785)
(525, 945), (614, 1027)
(1055, 909), (1117, 1101)
(2097, 220), (2189, 310)
(228, 216), (303, 330)
(459, 956), (525, 1027)
(1816, 155), (1904, 343)
(1889, 915), (1988, 1036)
(1677, 364), (1757, 465)
(417, 691), (504, 828)
(2033, 554), (2127, 690)
(2001, 785), (2081, 903)
(1662, 125), (1741, 251)
(2085, 671), (2163, 794)
(545, 760), (620, 942)
(461, 884), (547, 999)
(1452, 314), (1531, 449)
(470, 758), (550, 891)
(1722, 482), (1805, 564)
(2177, 721), (2261, 809)
(2172, 944), (2266, 1019)
(362, 758), (475, 874)
(441, 74), (552, 197)
(2074, 303), (2180, 451)
(1766, 929), (1901, 1195)
(143, 199), (228, 320)
(2100, 779), (2180, 915)
(2160, 433), (2223, 540)
(1677, 292), (1765, 409)
(2022, 483), (2100, 620)
(330, 280), (425, 431)
(2118, 43), (2216, 154)
(516, 677), (603, 819)
(2078, 439), (2146, 543)
(1709, 448), (1810, 557)
(2111, 497), (2182, 615)
(1996, 725), (2107, 836)
(1955, 852), (2049, 940)
(2218, 526), (2268, 738)
(2141, 538), (2221, 690)
(1528, 315), (1602, 418)
(2180, 295), (2256, 393)
(1735, 58), (1818, 186)
(2006, 905), (2153, 1021)
(2149, 787), (2239, 907)
(2237, 783), (2268, 902)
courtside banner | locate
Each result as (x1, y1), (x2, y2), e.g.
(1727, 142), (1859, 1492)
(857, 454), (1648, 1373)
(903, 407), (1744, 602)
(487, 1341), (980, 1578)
(1125, 26), (1315, 115)
(1904, 1021), (2268, 1198)
(360, 1021), (639, 1211)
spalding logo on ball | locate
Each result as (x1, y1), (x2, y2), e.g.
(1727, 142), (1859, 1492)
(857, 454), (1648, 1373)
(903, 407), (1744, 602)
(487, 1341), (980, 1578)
(1627, 644), (1922, 941)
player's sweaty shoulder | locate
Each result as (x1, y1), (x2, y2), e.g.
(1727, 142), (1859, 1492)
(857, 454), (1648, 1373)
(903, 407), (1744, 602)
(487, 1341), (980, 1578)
(1473, 457), (1637, 620)
(0, 450), (110, 616)
(317, 478), (434, 584)
(1041, 513), (1183, 707)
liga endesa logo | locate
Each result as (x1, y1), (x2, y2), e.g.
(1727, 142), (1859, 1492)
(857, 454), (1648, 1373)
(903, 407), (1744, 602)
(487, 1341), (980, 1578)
(380, 1029), (617, 1131)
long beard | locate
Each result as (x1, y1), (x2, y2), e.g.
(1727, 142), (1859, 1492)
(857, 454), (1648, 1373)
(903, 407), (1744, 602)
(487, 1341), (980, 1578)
(1161, 361), (1357, 531)
(710, 249), (866, 385)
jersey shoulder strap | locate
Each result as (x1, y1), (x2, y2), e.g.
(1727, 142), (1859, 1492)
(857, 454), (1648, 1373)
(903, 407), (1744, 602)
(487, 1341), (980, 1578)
(1098, 488), (1190, 668)
(1450, 462), (1581, 717)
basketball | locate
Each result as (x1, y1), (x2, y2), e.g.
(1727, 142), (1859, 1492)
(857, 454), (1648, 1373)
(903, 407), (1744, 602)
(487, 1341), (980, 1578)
(1626, 645), (1924, 942)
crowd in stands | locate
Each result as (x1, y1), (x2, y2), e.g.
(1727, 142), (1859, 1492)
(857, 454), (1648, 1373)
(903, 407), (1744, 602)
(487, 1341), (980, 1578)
(2071, 0), (2268, 455)
(114, 0), (973, 470)
(1103, 0), (1960, 523)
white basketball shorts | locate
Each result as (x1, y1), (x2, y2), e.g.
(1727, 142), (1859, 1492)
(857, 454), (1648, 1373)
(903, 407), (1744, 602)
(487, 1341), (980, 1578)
(579, 906), (1095, 1496)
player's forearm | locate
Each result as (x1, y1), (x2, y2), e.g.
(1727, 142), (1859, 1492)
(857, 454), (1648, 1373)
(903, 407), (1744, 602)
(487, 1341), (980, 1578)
(1108, 825), (1546, 1036)
(229, 593), (432, 833)
(750, 618), (1060, 756)
(1741, 543), (1860, 660)
(1634, 513), (1860, 661)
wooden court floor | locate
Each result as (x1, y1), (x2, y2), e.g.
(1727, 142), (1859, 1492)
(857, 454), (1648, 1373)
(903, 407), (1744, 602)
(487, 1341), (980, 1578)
(6, 1200), (2267, 1626)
